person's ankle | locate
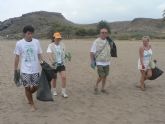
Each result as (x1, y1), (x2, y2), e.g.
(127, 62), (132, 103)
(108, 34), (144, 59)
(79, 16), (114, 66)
(52, 88), (57, 92)
(61, 88), (68, 98)
(30, 104), (37, 111)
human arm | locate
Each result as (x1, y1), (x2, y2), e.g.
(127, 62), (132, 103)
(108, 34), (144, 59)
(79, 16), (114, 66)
(14, 55), (19, 71)
(139, 47), (145, 69)
(38, 54), (44, 64)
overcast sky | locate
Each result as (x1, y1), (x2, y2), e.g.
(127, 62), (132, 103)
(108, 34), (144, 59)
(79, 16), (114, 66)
(0, 0), (165, 24)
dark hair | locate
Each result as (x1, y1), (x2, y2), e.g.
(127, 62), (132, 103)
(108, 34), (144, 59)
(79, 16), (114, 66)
(23, 25), (34, 33)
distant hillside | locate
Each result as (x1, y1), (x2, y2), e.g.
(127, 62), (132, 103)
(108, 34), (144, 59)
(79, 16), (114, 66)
(108, 18), (165, 39)
(79, 18), (165, 39)
(0, 11), (165, 39)
(0, 11), (76, 38)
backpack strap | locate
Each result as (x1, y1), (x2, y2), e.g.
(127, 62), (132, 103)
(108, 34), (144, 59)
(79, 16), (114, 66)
(95, 41), (108, 59)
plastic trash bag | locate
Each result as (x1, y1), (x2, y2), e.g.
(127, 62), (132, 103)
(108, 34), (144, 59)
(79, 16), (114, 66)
(36, 62), (54, 101)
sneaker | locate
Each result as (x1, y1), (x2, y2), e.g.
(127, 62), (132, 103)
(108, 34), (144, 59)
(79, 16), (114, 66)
(52, 90), (58, 96)
(61, 91), (68, 98)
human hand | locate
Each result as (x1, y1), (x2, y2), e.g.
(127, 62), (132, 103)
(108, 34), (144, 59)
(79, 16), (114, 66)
(52, 62), (56, 66)
(40, 60), (44, 64)
(52, 62), (57, 69)
(142, 65), (145, 70)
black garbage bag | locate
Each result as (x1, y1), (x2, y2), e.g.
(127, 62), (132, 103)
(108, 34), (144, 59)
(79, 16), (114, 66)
(148, 67), (164, 80)
(106, 37), (117, 57)
(40, 61), (54, 87)
(36, 62), (54, 101)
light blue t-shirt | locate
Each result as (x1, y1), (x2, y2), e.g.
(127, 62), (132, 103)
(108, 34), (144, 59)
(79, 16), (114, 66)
(54, 44), (62, 64)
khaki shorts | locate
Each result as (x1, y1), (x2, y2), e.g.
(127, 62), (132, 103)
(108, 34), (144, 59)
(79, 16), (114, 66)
(97, 65), (109, 77)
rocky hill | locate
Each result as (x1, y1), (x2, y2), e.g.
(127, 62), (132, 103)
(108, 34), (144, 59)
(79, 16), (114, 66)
(0, 11), (165, 39)
(0, 11), (75, 38)
(109, 18), (165, 39)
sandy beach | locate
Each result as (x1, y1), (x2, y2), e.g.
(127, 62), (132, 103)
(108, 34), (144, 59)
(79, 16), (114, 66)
(0, 39), (165, 124)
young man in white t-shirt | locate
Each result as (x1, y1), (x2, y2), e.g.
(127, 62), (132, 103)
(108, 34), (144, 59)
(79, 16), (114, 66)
(14, 25), (43, 111)
(90, 28), (111, 94)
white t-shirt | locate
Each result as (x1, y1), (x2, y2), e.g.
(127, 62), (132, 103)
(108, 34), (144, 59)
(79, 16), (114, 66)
(47, 43), (62, 64)
(90, 39), (110, 66)
(14, 38), (42, 74)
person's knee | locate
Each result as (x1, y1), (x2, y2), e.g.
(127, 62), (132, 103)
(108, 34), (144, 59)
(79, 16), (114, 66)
(25, 87), (30, 91)
(62, 76), (66, 81)
(30, 86), (38, 93)
(51, 79), (56, 83)
(99, 76), (106, 80)
(103, 77), (106, 80)
(61, 73), (66, 81)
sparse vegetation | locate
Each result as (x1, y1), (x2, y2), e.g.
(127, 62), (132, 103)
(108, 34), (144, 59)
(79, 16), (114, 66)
(48, 22), (97, 38)
(0, 11), (165, 40)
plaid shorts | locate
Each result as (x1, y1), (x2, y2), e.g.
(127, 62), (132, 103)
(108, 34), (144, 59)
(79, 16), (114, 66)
(21, 73), (39, 87)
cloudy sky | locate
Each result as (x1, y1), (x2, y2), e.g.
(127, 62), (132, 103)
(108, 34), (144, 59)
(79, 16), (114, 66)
(0, 0), (165, 24)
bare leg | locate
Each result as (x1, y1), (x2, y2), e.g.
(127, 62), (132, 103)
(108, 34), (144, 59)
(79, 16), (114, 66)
(25, 87), (37, 111)
(51, 73), (57, 88)
(30, 86), (38, 94)
(101, 77), (109, 94)
(93, 77), (103, 94)
(60, 71), (68, 97)
(140, 70), (146, 91)
(51, 78), (57, 88)
(25, 87), (31, 104)
(95, 77), (102, 89)
(51, 73), (58, 95)
(146, 69), (152, 79)
(101, 76), (106, 90)
(60, 71), (66, 88)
